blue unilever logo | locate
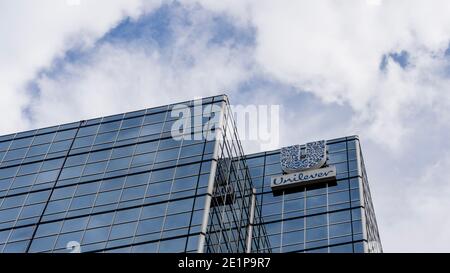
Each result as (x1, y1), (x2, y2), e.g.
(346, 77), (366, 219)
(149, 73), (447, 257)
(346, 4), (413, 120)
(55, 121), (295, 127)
(280, 140), (327, 174)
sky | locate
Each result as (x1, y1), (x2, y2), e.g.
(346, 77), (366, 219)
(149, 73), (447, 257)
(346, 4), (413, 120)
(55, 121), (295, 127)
(1, 0), (450, 252)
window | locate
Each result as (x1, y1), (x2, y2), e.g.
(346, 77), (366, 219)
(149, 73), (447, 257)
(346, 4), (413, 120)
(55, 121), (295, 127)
(329, 223), (352, 237)
(106, 157), (131, 172)
(9, 226), (35, 242)
(329, 243), (353, 253)
(32, 133), (55, 145)
(175, 163), (200, 178)
(40, 158), (64, 171)
(0, 141), (11, 152)
(0, 166), (19, 178)
(48, 140), (71, 153)
(19, 203), (45, 219)
(51, 186), (76, 200)
(284, 198), (304, 213)
(55, 231), (83, 249)
(306, 226), (327, 241)
(144, 112), (166, 124)
(94, 131), (118, 145)
(246, 157), (264, 167)
(65, 154), (89, 167)
(95, 190), (121, 206)
(117, 127), (140, 141)
(283, 230), (304, 245)
(141, 203), (167, 219)
(158, 237), (186, 253)
(328, 191), (350, 205)
(167, 198), (194, 214)
(262, 202), (282, 217)
(0, 178), (13, 191)
(61, 216), (88, 233)
(164, 212), (190, 229)
(1, 195), (27, 209)
(26, 144), (50, 157)
(88, 212), (114, 228)
(265, 154), (280, 165)
(17, 162), (42, 175)
(146, 181), (171, 197)
(329, 210), (351, 224)
(45, 199), (70, 214)
(306, 214), (327, 228)
(88, 150), (111, 163)
(54, 129), (77, 141)
(135, 141), (158, 154)
(72, 136), (95, 149)
(132, 242), (157, 253)
(306, 195), (326, 209)
(25, 190), (51, 205)
(124, 173), (150, 188)
(82, 161), (107, 176)
(121, 185), (146, 201)
(59, 165), (84, 180)
(69, 195), (96, 210)
(352, 220), (362, 233)
(99, 177), (125, 192)
(249, 166), (264, 178)
(351, 208), (361, 220)
(335, 162), (349, 174)
(77, 125), (99, 137)
(98, 121), (121, 133)
(36, 221), (63, 237)
(29, 236), (57, 252)
(150, 168), (175, 182)
(159, 138), (181, 150)
(3, 147), (28, 161)
(179, 143), (204, 158)
(114, 207), (141, 224)
(328, 151), (347, 164)
(131, 153), (155, 167)
(136, 217), (163, 235)
(121, 117), (143, 129)
(328, 142), (346, 152)
(83, 227), (110, 244)
(10, 137), (33, 149)
(75, 182), (100, 196)
(0, 207), (21, 223)
(172, 176), (197, 191)
(283, 218), (304, 232)
(3, 241), (29, 253)
(155, 148), (179, 163)
(264, 164), (280, 176)
(267, 234), (281, 248)
(109, 222), (137, 240)
(11, 173), (37, 188)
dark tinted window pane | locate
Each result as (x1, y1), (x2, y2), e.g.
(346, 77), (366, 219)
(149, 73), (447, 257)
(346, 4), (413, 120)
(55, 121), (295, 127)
(62, 217), (89, 232)
(82, 227), (110, 244)
(88, 212), (114, 228)
(117, 128), (140, 141)
(158, 237), (186, 253)
(98, 121), (121, 133)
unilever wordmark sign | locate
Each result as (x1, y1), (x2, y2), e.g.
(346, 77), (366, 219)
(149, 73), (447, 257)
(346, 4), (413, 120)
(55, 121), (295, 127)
(271, 166), (336, 190)
(271, 140), (336, 190)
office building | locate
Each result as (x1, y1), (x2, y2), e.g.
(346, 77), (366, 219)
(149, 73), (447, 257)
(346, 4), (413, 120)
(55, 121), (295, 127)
(0, 95), (381, 253)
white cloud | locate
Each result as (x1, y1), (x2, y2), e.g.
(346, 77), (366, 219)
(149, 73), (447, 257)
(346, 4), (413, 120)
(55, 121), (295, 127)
(377, 152), (450, 252)
(196, 0), (450, 151)
(0, 0), (160, 134)
(27, 4), (254, 128)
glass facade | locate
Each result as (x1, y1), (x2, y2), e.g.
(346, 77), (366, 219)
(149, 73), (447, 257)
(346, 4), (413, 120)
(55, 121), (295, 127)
(0, 94), (381, 253)
(246, 136), (382, 253)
